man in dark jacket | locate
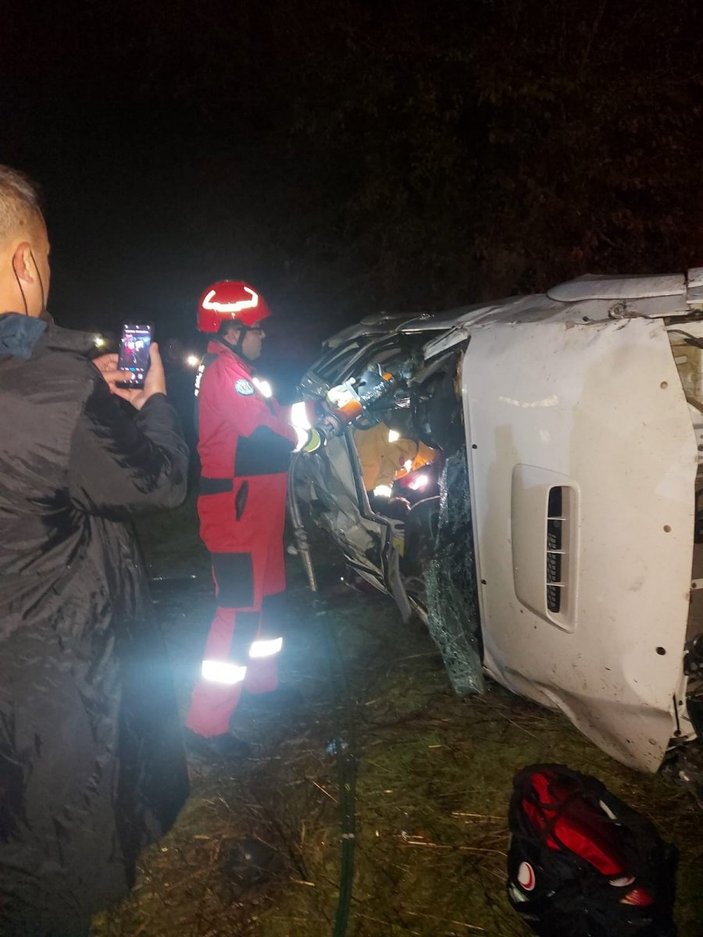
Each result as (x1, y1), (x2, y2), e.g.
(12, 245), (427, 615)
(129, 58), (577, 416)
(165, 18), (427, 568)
(0, 165), (190, 935)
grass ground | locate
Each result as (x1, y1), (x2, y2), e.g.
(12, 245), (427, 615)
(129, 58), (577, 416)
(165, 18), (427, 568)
(93, 500), (703, 936)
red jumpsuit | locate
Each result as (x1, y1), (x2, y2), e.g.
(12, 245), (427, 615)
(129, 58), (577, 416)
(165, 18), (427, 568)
(186, 340), (296, 737)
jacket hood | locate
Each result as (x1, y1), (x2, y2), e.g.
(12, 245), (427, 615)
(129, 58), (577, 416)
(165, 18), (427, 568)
(0, 312), (47, 359)
(0, 313), (98, 360)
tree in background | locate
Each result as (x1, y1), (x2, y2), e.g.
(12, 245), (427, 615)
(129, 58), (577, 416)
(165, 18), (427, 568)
(1, 0), (702, 346)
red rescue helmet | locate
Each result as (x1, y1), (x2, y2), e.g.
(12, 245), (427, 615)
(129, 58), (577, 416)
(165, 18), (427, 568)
(197, 280), (272, 333)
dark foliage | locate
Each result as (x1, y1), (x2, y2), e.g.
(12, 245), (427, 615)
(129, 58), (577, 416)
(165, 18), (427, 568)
(1, 1), (702, 352)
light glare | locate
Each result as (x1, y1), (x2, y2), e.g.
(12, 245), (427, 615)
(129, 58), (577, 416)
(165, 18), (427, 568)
(291, 400), (313, 451)
(253, 377), (273, 398)
(290, 400), (312, 430)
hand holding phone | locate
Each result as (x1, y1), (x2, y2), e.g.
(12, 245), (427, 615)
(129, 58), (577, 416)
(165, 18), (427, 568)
(117, 323), (153, 388)
(103, 342), (166, 410)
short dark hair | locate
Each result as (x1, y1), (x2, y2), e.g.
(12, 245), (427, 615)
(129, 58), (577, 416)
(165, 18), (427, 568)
(0, 165), (44, 244)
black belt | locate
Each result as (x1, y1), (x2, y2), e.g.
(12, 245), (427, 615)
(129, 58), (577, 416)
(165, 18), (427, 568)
(199, 477), (234, 494)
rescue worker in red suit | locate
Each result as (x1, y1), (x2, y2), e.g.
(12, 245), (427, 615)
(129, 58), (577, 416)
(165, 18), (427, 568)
(186, 280), (296, 749)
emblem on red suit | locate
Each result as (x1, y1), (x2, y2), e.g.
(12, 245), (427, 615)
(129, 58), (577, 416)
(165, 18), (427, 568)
(235, 379), (255, 396)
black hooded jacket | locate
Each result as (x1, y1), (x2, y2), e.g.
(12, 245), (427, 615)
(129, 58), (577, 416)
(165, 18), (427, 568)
(0, 313), (190, 936)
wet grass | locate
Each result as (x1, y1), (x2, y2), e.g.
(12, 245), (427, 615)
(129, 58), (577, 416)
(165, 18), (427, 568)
(92, 521), (703, 937)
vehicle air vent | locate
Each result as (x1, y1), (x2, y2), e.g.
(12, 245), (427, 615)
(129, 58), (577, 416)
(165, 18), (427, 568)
(511, 466), (578, 632)
(547, 487), (566, 614)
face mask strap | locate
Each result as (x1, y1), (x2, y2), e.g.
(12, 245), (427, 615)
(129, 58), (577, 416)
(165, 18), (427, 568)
(11, 248), (47, 318)
(12, 263), (29, 316)
(29, 249), (46, 316)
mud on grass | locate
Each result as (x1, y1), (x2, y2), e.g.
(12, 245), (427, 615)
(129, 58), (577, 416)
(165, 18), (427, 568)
(93, 541), (703, 936)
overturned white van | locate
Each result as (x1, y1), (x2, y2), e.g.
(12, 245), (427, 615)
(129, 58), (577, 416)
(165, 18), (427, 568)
(293, 272), (703, 774)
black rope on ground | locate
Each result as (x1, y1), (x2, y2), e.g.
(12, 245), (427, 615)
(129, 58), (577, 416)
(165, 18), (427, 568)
(316, 596), (359, 937)
(288, 453), (358, 937)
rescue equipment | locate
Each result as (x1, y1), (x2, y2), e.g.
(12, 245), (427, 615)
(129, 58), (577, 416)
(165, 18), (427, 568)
(319, 365), (397, 439)
(507, 764), (678, 937)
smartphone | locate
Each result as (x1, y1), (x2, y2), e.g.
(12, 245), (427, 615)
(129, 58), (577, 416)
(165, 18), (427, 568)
(117, 323), (153, 388)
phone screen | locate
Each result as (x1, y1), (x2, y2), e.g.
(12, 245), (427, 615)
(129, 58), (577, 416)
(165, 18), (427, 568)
(117, 323), (152, 387)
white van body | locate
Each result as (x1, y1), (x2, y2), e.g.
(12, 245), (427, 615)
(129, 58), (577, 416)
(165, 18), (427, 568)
(296, 273), (703, 772)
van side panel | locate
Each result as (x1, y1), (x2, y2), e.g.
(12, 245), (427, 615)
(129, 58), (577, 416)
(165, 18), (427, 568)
(463, 317), (696, 771)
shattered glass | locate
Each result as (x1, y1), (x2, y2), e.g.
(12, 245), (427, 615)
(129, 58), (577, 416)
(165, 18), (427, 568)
(424, 448), (485, 696)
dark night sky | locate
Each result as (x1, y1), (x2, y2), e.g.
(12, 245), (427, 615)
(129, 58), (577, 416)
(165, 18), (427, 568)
(2, 0), (703, 386)
(0, 2), (333, 385)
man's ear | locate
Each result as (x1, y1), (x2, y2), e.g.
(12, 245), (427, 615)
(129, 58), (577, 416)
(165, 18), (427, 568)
(12, 243), (33, 283)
